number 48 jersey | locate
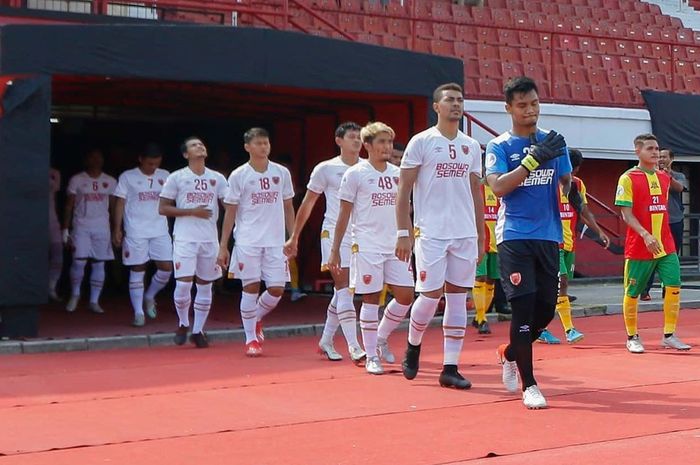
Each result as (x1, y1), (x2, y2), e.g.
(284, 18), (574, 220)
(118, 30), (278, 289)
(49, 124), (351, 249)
(339, 162), (400, 255)
(224, 162), (294, 247)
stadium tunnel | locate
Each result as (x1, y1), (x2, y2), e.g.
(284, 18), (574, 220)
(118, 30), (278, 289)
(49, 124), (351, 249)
(0, 24), (463, 337)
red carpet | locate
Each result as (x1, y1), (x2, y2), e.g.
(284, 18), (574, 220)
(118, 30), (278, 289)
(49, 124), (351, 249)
(1, 310), (699, 464)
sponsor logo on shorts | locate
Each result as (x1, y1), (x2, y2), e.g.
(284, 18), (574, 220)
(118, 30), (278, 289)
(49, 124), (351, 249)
(393, 176), (399, 185)
(510, 272), (521, 286)
(124, 250), (130, 258)
(363, 274), (372, 285)
(628, 278), (636, 286)
(175, 262), (181, 270)
(419, 270), (427, 282)
(461, 144), (470, 155)
(272, 176), (280, 185)
(238, 262), (244, 271)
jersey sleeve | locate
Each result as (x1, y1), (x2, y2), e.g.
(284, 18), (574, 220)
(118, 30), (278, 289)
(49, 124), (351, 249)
(66, 175), (80, 195)
(338, 169), (359, 203)
(614, 173), (633, 207)
(400, 136), (423, 169)
(224, 172), (241, 205)
(160, 173), (178, 200)
(674, 171), (688, 190)
(306, 163), (326, 194)
(216, 174), (228, 200)
(113, 175), (127, 198)
(282, 167), (295, 201)
(578, 178), (588, 205)
(484, 140), (508, 176)
(558, 147), (573, 177)
(470, 140), (482, 176)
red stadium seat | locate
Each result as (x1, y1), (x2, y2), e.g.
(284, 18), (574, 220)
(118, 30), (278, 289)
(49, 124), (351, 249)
(582, 53), (603, 69)
(499, 46), (520, 62)
(339, 15), (363, 34)
(385, 2), (408, 17)
(615, 40), (634, 56)
(356, 33), (381, 46)
(557, 35), (580, 52)
(675, 60), (693, 76)
(553, 83), (572, 100)
(387, 19), (410, 37)
(566, 67), (588, 85)
(601, 55), (621, 70)
(647, 73), (671, 91)
(433, 23), (456, 40)
(651, 43), (670, 59)
(562, 51), (584, 67)
(464, 58), (480, 76)
(592, 85), (614, 102)
(431, 40), (455, 56)
(451, 4), (472, 23)
(627, 71), (648, 88)
(502, 62), (524, 79)
(487, 0), (507, 8)
(506, 0), (524, 9)
(571, 84), (594, 102)
(657, 59), (672, 74)
(639, 58), (659, 74)
(477, 44), (499, 60)
(608, 70), (628, 87)
(524, 2), (542, 14)
(481, 59), (503, 79)
(431, 5), (452, 21)
(413, 38), (432, 54)
(339, 0), (362, 12)
(611, 86), (634, 105)
(588, 68), (609, 87)
(520, 48), (543, 64)
(472, 8), (493, 25)
(524, 63), (548, 83)
(512, 11), (534, 28)
(620, 57), (641, 72)
(478, 78), (502, 97)
(465, 77), (479, 96)
(476, 27), (499, 44)
(498, 29), (519, 46)
(362, 17), (386, 35)
(455, 42), (478, 59)
(382, 35), (408, 49)
(456, 25), (478, 44)
(596, 39), (617, 55)
(492, 9), (513, 27)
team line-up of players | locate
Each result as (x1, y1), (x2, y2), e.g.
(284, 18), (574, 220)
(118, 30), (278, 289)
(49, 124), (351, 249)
(54, 78), (691, 410)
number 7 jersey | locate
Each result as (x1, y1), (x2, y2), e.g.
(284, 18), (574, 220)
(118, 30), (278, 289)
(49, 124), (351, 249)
(224, 161), (294, 247)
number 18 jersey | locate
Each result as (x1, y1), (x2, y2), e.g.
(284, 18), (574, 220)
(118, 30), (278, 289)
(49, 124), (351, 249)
(224, 161), (294, 247)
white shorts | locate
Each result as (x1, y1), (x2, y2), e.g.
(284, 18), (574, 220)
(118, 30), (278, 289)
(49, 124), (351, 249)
(320, 229), (352, 271)
(351, 251), (414, 295)
(72, 228), (114, 261)
(173, 240), (222, 281)
(414, 236), (478, 292)
(228, 245), (290, 286)
(123, 235), (173, 266)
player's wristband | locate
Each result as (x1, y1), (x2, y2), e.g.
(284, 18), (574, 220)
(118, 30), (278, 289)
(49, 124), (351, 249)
(521, 154), (540, 173)
(396, 229), (410, 238)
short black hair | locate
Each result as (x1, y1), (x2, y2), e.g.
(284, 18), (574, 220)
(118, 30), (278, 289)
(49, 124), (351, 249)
(244, 127), (270, 144)
(180, 136), (202, 155)
(634, 133), (657, 147)
(143, 143), (163, 159)
(335, 121), (361, 139)
(503, 76), (538, 104)
(569, 148), (583, 169)
(433, 82), (463, 103)
(393, 142), (406, 151)
(661, 147), (675, 159)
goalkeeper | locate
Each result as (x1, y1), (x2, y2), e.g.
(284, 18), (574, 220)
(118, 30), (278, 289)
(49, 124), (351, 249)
(485, 76), (572, 409)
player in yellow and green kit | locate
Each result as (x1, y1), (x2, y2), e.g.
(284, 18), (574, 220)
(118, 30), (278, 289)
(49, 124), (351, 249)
(538, 149), (609, 344)
(615, 134), (691, 353)
(472, 182), (499, 334)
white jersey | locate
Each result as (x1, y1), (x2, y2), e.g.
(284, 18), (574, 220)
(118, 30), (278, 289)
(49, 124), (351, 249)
(307, 156), (359, 236)
(401, 126), (482, 240)
(339, 161), (400, 255)
(49, 168), (60, 228)
(113, 167), (170, 239)
(160, 166), (227, 243)
(224, 161), (294, 247)
(67, 171), (116, 231)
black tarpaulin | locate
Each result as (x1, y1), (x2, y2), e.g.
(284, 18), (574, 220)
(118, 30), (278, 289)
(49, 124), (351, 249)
(642, 90), (700, 157)
(0, 75), (50, 307)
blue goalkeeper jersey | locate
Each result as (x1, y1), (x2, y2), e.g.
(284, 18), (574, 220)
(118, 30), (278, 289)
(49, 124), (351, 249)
(484, 128), (572, 244)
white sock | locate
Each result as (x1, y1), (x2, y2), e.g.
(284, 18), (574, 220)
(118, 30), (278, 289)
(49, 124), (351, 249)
(192, 283), (212, 334)
(69, 259), (87, 297)
(129, 270), (146, 316)
(408, 294), (440, 346)
(240, 291), (258, 343)
(48, 241), (63, 291)
(145, 269), (171, 300)
(378, 299), (411, 341)
(443, 293), (467, 366)
(360, 303), (379, 358)
(320, 290), (340, 344)
(173, 280), (192, 327)
(89, 262), (105, 304)
(336, 287), (360, 349)
(256, 291), (281, 321)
